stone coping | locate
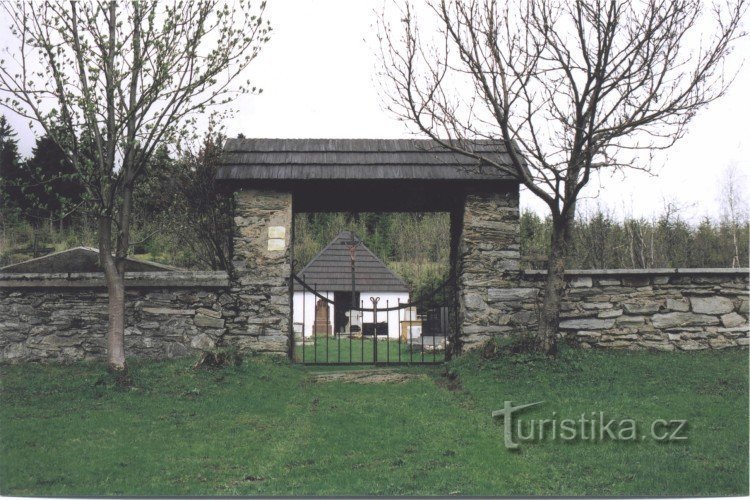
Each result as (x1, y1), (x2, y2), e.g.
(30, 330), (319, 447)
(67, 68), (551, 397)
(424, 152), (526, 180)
(0, 271), (230, 289)
(521, 268), (749, 277)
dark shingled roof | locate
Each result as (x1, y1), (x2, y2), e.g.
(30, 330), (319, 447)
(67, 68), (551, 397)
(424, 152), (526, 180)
(0, 247), (180, 273)
(216, 138), (517, 181)
(295, 231), (408, 293)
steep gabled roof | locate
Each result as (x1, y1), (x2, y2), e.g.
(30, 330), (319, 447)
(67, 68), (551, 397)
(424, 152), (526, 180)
(0, 247), (180, 273)
(294, 231), (408, 293)
(217, 138), (517, 181)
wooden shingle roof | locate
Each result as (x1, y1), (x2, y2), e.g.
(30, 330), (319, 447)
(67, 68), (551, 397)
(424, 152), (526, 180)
(294, 231), (408, 293)
(216, 138), (517, 181)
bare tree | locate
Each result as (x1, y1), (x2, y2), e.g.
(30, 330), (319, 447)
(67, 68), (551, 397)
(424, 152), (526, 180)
(378, 0), (746, 355)
(719, 163), (749, 267)
(172, 131), (233, 272)
(0, 1), (270, 374)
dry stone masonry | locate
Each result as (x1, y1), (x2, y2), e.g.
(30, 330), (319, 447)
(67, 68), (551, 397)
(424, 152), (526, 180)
(456, 189), (523, 349)
(489, 269), (749, 351)
(0, 272), (230, 362)
(227, 189), (292, 355)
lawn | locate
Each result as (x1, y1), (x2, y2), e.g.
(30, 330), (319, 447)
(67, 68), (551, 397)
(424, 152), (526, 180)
(0, 348), (747, 496)
(293, 337), (445, 364)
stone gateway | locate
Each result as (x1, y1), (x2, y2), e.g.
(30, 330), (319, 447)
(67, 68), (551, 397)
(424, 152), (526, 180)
(0, 138), (748, 362)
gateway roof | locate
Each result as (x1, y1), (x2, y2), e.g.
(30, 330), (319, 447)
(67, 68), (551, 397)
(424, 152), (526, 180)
(217, 138), (517, 181)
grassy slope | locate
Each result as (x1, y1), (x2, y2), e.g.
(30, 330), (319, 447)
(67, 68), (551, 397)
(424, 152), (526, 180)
(0, 349), (747, 496)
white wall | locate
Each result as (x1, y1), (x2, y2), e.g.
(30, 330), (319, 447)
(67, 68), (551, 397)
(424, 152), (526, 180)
(359, 292), (409, 339)
(293, 290), (409, 339)
(293, 290), (333, 338)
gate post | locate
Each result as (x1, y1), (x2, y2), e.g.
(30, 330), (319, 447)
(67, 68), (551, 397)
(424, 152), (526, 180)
(455, 186), (521, 351)
(226, 188), (293, 355)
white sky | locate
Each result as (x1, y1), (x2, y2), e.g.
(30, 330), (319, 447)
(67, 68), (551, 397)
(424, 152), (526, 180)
(2, 0), (748, 223)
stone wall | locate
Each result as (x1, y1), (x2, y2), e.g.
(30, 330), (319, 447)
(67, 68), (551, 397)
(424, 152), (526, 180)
(455, 188), (521, 350)
(2, 182), (747, 361)
(483, 269), (749, 351)
(229, 189), (293, 355)
(2, 267), (747, 362)
(0, 272), (230, 362)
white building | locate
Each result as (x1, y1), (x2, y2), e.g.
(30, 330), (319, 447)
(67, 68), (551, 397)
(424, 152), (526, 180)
(293, 231), (410, 339)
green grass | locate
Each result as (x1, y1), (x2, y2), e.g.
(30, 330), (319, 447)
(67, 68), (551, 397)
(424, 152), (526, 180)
(293, 337), (445, 364)
(0, 348), (747, 496)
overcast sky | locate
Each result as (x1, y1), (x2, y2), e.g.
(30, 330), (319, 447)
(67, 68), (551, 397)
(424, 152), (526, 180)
(2, 0), (748, 223)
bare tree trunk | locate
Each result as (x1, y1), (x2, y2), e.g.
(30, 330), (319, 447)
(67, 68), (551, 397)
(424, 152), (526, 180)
(730, 201), (740, 268)
(105, 267), (127, 369)
(649, 227), (655, 268)
(32, 223), (39, 257)
(637, 225), (646, 268)
(98, 216), (127, 373)
(538, 213), (572, 356)
(626, 222), (636, 268)
(731, 224), (740, 268)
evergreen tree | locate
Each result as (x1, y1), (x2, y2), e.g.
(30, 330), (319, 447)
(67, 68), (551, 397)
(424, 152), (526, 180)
(22, 134), (85, 225)
(0, 115), (23, 212)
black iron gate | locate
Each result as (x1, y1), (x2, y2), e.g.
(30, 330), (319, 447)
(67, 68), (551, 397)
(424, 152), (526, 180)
(291, 274), (458, 365)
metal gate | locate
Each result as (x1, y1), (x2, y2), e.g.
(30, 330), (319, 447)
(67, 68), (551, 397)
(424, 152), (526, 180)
(291, 274), (458, 365)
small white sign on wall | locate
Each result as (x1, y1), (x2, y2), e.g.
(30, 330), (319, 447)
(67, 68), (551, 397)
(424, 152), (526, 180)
(268, 226), (286, 252)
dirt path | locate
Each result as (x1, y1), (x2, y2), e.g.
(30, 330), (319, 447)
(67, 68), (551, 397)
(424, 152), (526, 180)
(308, 369), (427, 384)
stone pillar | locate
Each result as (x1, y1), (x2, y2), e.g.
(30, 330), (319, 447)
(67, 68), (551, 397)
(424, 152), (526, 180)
(456, 187), (523, 349)
(226, 189), (292, 354)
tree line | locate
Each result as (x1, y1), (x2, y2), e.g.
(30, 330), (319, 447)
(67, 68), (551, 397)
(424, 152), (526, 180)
(4, 118), (747, 278)
(1, 116), (84, 232)
(521, 206), (749, 270)
(1, 115), (231, 272)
